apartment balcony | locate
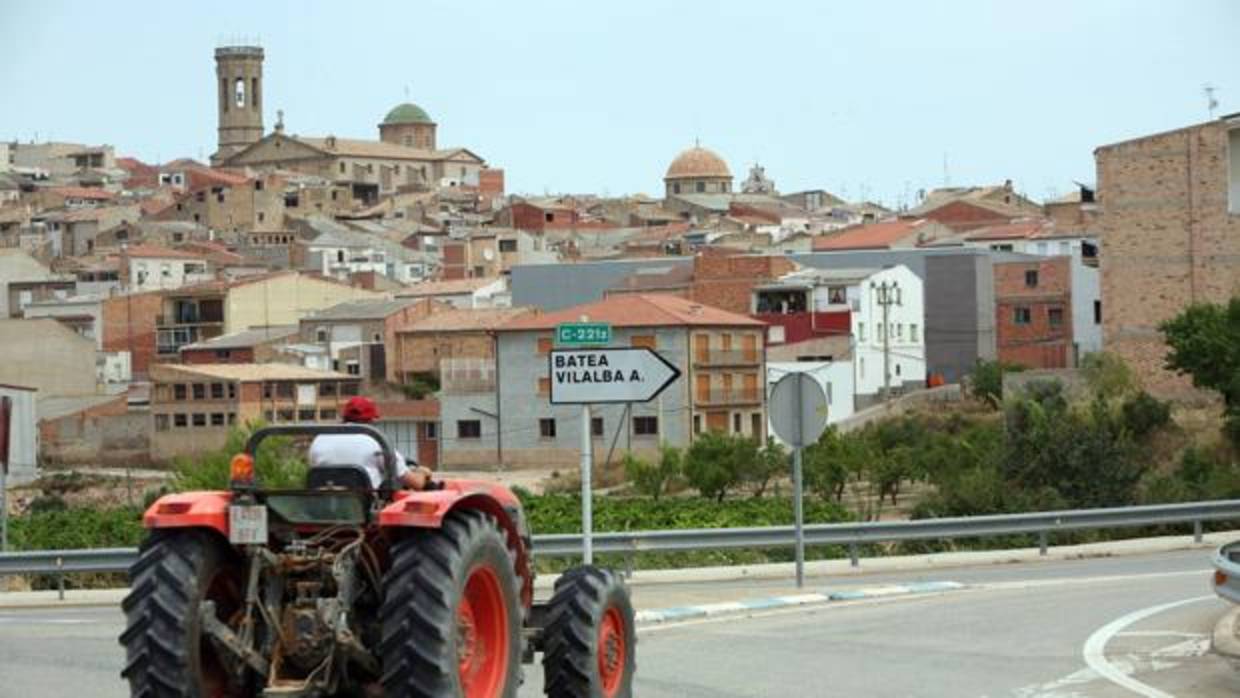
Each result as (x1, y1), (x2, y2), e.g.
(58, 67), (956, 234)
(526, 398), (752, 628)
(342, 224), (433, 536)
(156, 322), (224, 355)
(694, 350), (761, 368)
(695, 389), (763, 407)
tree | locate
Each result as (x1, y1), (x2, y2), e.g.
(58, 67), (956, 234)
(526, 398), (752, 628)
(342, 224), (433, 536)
(623, 444), (682, 500)
(969, 359), (1025, 408)
(172, 421), (306, 491)
(742, 437), (787, 497)
(683, 432), (753, 502)
(1161, 297), (1240, 447)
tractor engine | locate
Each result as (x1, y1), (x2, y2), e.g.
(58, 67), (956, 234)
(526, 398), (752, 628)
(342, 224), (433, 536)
(280, 581), (335, 674)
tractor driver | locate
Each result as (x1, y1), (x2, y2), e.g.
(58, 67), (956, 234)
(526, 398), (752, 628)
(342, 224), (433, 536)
(308, 396), (433, 490)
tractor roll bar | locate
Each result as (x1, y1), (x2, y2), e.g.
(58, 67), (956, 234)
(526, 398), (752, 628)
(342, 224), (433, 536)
(244, 424), (399, 491)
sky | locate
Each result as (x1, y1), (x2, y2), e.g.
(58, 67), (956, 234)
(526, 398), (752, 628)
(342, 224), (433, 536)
(2, 1), (1237, 205)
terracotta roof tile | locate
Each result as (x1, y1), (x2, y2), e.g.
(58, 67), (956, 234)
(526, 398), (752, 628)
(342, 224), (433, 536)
(813, 220), (925, 251)
(401, 307), (537, 333)
(499, 294), (763, 331)
(121, 243), (206, 260)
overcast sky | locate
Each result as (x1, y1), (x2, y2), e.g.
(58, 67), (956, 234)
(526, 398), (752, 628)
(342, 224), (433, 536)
(2, 1), (1237, 204)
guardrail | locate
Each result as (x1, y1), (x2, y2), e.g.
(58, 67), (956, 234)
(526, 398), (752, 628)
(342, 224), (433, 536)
(4, 499), (1238, 594)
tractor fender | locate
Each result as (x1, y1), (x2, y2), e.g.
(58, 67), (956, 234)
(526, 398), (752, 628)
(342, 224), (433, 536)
(380, 480), (533, 606)
(141, 491), (232, 538)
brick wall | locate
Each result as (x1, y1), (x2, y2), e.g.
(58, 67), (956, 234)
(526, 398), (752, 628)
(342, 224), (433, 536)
(688, 254), (798, 314)
(181, 347), (255, 364)
(1096, 120), (1240, 396)
(101, 292), (163, 378)
(994, 256), (1073, 369)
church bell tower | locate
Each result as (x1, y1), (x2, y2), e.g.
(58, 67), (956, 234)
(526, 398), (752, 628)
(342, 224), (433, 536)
(212, 45), (264, 165)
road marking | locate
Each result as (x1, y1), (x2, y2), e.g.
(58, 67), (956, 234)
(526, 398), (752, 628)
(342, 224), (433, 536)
(1081, 595), (1214, 698)
(0, 616), (94, 625)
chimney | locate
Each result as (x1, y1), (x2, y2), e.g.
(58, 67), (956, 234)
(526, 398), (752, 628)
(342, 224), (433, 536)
(325, 135), (337, 150)
(1003, 179), (1013, 192)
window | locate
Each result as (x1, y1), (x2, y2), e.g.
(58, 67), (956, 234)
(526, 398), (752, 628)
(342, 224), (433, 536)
(254, 180), (264, 191)
(192, 413), (207, 427)
(1025, 270), (1039, 288)
(215, 350), (231, 360)
(320, 382), (337, 396)
(339, 162), (346, 173)
(210, 413), (225, 426)
(499, 239), (517, 253)
(910, 324), (919, 342)
(320, 408), (337, 420)
(228, 413), (236, 425)
(258, 212), (265, 223)
(276, 382), (294, 398)
(695, 182), (705, 193)
(346, 361), (360, 376)
(544, 212), (554, 223)
(264, 410), (274, 422)
(1094, 300), (1102, 325)
(425, 423), (437, 440)
(630, 334), (656, 349)
(896, 323), (904, 340)
(857, 322), (866, 342)
(539, 418), (557, 439)
(733, 413), (742, 434)
(633, 416), (658, 436)
(693, 414), (702, 434)
(860, 356), (865, 378)
(192, 383), (205, 400)
(591, 416), (604, 437)
(210, 383), (224, 399)
(316, 327), (329, 342)
(1048, 307), (1065, 327)
(673, 183), (681, 194)
(298, 408), (317, 421)
(154, 414), (169, 432)
(341, 382), (360, 396)
(1014, 307), (1032, 324)
(457, 420), (481, 439)
(173, 383), (187, 400)
(1229, 128), (1240, 214)
(234, 78), (245, 107)
(174, 414), (187, 428)
(277, 408), (295, 422)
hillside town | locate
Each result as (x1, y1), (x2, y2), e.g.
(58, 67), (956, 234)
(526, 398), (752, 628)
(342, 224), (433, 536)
(0, 43), (1236, 485)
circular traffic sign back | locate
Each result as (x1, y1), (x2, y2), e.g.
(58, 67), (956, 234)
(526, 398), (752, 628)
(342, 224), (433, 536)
(768, 372), (828, 448)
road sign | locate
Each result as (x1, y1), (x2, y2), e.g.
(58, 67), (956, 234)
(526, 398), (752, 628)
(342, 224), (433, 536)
(556, 322), (612, 346)
(549, 348), (681, 405)
(767, 371), (829, 589)
(769, 372), (829, 448)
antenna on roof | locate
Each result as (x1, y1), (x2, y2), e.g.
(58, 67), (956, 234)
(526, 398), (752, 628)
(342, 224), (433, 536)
(942, 153), (951, 187)
(1204, 84), (1220, 118)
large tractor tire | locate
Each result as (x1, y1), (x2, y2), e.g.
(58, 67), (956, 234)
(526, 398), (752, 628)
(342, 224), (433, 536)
(542, 566), (636, 698)
(380, 509), (523, 698)
(119, 529), (249, 697)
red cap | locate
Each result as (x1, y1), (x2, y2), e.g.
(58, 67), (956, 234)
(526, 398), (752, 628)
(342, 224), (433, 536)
(342, 396), (380, 423)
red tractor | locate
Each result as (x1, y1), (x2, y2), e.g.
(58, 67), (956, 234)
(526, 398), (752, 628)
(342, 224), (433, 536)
(118, 424), (635, 697)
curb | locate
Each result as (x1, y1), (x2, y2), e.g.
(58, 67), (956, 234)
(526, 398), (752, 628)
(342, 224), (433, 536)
(634, 580), (966, 625)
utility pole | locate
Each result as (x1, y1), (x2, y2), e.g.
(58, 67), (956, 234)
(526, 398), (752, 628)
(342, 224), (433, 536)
(873, 281), (899, 401)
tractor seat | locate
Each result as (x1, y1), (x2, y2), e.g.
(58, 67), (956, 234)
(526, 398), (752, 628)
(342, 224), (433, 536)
(306, 464), (374, 490)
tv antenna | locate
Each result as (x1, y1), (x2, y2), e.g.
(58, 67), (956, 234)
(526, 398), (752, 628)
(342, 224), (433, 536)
(1204, 84), (1220, 118)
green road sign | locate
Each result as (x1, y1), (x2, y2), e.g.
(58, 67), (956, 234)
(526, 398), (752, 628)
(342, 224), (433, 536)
(556, 322), (612, 346)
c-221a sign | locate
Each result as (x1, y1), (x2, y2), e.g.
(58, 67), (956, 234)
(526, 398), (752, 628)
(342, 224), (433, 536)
(548, 348), (681, 405)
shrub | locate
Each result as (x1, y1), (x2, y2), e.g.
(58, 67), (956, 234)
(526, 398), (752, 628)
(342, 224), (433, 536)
(1121, 391), (1172, 437)
(623, 445), (683, 500)
(741, 438), (787, 497)
(969, 359), (1024, 408)
(682, 432), (757, 502)
(172, 421), (307, 492)
(1080, 352), (1139, 400)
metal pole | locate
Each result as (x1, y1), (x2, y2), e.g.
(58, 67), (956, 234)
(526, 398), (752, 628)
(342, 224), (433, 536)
(793, 445), (805, 588)
(0, 469), (7, 552)
(581, 403), (593, 565)
(1194, 520), (1204, 544)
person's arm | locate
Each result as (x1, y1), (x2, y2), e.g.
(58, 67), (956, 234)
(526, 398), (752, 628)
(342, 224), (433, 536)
(394, 449), (433, 490)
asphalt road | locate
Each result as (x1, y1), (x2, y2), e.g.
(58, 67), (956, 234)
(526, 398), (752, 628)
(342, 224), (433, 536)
(0, 549), (1236, 697)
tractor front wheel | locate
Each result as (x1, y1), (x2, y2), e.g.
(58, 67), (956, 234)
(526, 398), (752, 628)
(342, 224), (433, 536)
(119, 529), (250, 697)
(542, 566), (636, 698)
(380, 509), (523, 698)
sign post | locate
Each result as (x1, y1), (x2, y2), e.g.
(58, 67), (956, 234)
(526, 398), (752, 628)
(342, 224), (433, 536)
(549, 346), (681, 564)
(0, 396), (11, 552)
(768, 372), (828, 588)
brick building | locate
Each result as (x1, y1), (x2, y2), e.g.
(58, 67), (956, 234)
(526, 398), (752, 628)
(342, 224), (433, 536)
(149, 362), (361, 459)
(993, 254), (1073, 369)
(1095, 116), (1240, 395)
(392, 307), (537, 381)
(687, 252), (797, 314)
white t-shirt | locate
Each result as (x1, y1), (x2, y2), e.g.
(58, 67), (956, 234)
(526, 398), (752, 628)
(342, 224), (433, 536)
(308, 434), (412, 488)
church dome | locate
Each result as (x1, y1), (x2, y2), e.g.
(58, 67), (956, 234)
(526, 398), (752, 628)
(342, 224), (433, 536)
(382, 102), (434, 125)
(665, 146), (731, 180)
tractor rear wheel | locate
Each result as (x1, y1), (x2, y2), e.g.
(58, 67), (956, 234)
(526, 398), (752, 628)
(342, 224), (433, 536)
(542, 566), (636, 698)
(380, 509), (523, 698)
(119, 529), (250, 697)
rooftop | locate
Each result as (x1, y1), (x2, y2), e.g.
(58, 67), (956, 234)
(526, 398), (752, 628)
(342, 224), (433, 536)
(397, 277), (499, 298)
(382, 102), (434, 125)
(813, 219), (929, 251)
(666, 146), (732, 180)
(122, 243), (206, 260)
(304, 298), (425, 321)
(181, 325), (299, 351)
(500, 293), (763, 331)
(400, 307), (537, 333)
(154, 362), (354, 382)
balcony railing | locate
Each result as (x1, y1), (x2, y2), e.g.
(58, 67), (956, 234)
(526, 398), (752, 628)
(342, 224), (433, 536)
(156, 323), (224, 355)
(694, 350), (760, 367)
(695, 389), (762, 406)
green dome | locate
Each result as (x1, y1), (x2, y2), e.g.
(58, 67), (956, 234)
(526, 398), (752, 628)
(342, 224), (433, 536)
(382, 102), (433, 125)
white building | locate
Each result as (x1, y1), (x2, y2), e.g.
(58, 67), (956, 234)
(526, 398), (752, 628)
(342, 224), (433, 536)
(123, 244), (212, 292)
(850, 265), (926, 403)
(0, 383), (38, 485)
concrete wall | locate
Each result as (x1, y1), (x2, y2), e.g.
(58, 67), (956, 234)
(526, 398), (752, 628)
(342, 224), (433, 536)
(39, 399), (147, 467)
(510, 258), (693, 311)
(0, 385), (38, 484)
(0, 250), (58, 318)
(0, 319), (96, 396)
(225, 275), (381, 334)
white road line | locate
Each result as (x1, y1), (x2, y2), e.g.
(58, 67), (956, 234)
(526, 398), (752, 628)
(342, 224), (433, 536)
(1081, 595), (1214, 698)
